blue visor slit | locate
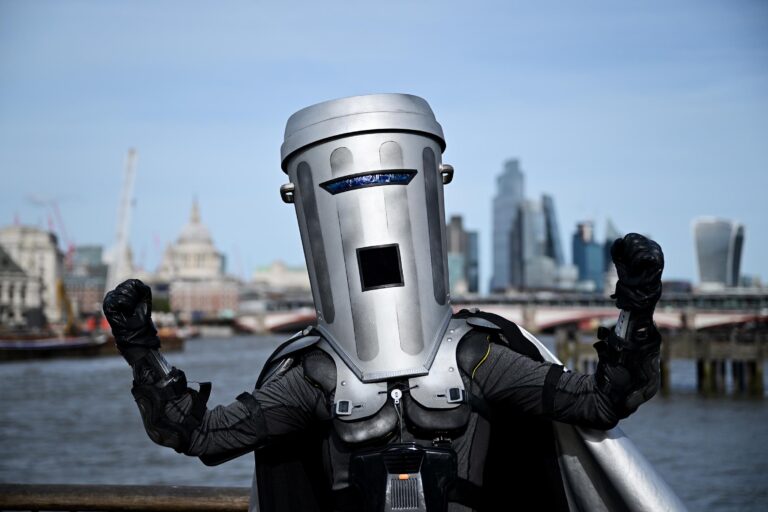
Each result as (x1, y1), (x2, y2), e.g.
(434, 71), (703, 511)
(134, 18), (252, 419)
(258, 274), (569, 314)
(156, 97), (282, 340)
(320, 170), (417, 195)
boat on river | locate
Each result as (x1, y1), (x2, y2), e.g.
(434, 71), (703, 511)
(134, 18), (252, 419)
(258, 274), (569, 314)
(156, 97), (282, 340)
(0, 330), (185, 362)
(0, 335), (109, 361)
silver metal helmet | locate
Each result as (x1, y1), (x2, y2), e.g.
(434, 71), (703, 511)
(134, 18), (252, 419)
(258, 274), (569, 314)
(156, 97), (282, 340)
(280, 93), (454, 382)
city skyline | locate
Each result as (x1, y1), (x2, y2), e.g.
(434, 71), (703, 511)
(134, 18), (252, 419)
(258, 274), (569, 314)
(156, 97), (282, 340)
(1, 151), (761, 290)
(2, 1), (766, 291)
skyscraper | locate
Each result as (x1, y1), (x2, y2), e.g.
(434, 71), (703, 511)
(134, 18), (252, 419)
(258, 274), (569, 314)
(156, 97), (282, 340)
(446, 215), (479, 295)
(514, 199), (558, 289)
(572, 221), (604, 292)
(466, 231), (479, 294)
(542, 194), (564, 266)
(693, 217), (745, 288)
(491, 159), (524, 292)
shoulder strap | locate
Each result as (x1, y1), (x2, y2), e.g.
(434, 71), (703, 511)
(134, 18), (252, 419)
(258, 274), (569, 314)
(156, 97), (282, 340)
(454, 309), (545, 362)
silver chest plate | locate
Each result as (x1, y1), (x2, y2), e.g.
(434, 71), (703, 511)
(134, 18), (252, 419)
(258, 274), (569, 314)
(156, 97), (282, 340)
(318, 339), (388, 421)
(319, 318), (470, 421)
(408, 318), (469, 409)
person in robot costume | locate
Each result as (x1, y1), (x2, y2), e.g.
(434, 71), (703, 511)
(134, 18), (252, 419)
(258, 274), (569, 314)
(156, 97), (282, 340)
(103, 94), (665, 512)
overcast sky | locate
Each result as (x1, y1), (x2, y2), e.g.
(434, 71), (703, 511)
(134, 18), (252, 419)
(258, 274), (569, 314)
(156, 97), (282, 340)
(1, 0), (766, 290)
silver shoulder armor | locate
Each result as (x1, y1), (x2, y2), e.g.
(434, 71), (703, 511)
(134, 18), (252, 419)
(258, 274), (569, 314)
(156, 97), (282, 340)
(408, 317), (471, 409)
(317, 339), (388, 421)
(317, 317), (473, 421)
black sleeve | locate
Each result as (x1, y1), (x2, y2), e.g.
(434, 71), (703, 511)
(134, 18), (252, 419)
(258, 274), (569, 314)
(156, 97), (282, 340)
(471, 342), (624, 430)
(158, 364), (329, 459)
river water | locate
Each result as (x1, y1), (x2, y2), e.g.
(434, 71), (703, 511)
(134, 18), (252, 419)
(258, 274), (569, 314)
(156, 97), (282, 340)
(1, 335), (766, 511)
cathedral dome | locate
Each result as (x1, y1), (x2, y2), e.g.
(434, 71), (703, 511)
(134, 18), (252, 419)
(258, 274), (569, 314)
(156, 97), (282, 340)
(178, 200), (213, 245)
(157, 199), (224, 282)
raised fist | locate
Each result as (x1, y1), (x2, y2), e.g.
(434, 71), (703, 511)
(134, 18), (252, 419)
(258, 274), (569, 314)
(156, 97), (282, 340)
(103, 279), (160, 350)
(610, 233), (664, 312)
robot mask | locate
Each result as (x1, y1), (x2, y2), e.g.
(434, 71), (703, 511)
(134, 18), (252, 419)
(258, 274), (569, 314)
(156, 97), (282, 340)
(280, 94), (454, 382)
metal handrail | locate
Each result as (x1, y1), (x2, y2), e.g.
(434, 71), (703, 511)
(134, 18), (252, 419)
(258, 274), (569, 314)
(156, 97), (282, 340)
(0, 484), (250, 511)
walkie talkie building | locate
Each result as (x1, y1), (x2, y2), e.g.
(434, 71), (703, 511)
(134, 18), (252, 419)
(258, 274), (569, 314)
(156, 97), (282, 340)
(693, 217), (745, 288)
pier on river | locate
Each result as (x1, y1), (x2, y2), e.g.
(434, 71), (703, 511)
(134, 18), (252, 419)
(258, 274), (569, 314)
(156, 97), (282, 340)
(554, 328), (766, 396)
(461, 293), (768, 397)
(246, 291), (768, 397)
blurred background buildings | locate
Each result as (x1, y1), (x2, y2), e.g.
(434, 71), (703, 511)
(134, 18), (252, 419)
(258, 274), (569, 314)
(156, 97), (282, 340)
(1, 150), (759, 334)
(446, 215), (479, 297)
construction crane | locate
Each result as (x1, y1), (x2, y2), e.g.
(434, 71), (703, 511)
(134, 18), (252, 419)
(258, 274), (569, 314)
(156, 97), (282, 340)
(26, 195), (76, 269)
(26, 195), (78, 330)
(106, 148), (137, 292)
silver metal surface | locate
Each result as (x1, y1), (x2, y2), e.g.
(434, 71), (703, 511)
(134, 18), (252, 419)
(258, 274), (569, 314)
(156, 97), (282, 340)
(281, 94), (445, 170)
(409, 318), (469, 409)
(282, 94), (453, 382)
(439, 163), (454, 185)
(571, 425), (688, 511)
(519, 325), (687, 511)
(517, 325), (565, 365)
(385, 474), (426, 512)
(148, 349), (172, 377)
(615, 310), (631, 339)
(318, 340), (388, 421)
(279, 183), (295, 204)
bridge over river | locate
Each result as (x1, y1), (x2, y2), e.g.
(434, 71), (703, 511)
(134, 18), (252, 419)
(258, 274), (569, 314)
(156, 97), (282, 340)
(252, 291), (767, 333)
(243, 291), (767, 396)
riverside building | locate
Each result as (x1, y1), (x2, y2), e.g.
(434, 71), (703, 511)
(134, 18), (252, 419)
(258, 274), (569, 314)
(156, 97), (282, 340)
(0, 245), (44, 328)
(0, 225), (63, 324)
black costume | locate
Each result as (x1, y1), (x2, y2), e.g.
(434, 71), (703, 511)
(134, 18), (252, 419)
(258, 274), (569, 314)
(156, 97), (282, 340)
(104, 92), (669, 512)
(105, 233), (664, 511)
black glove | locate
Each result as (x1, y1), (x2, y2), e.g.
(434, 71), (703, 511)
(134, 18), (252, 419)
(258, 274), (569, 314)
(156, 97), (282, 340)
(595, 234), (664, 417)
(103, 279), (160, 352)
(610, 233), (664, 313)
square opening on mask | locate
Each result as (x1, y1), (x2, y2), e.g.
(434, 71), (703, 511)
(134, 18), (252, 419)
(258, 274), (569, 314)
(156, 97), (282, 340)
(356, 244), (404, 291)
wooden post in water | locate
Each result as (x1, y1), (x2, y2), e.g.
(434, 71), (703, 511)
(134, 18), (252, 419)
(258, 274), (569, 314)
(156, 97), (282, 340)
(555, 328), (575, 369)
(714, 359), (726, 393)
(522, 305), (537, 334)
(747, 360), (764, 396)
(695, 332), (729, 395)
(696, 331), (714, 395)
(749, 333), (765, 396)
(697, 359), (713, 394)
(732, 360), (746, 393)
